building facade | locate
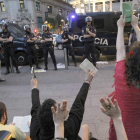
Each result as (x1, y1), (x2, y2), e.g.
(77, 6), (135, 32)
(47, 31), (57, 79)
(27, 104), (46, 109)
(69, 0), (133, 14)
(0, 0), (74, 32)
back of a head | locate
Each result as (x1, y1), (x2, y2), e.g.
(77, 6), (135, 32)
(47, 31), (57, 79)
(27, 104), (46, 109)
(0, 102), (6, 122)
(38, 99), (56, 132)
(125, 42), (140, 88)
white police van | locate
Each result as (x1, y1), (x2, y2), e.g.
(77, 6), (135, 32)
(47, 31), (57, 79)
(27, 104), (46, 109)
(69, 12), (132, 60)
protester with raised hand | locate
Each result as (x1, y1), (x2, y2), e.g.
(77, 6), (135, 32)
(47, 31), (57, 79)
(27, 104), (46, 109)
(30, 69), (94, 140)
(100, 98), (128, 140)
(108, 14), (140, 140)
(51, 101), (69, 139)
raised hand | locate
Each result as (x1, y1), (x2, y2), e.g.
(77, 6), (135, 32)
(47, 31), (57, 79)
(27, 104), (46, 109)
(117, 15), (125, 28)
(30, 78), (38, 89)
(131, 14), (138, 27)
(100, 98), (121, 119)
(85, 69), (94, 84)
(51, 100), (69, 125)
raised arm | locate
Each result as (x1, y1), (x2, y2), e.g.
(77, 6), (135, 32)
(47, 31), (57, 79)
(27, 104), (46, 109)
(30, 78), (41, 139)
(100, 98), (128, 140)
(116, 15), (126, 62)
(131, 14), (140, 42)
(64, 69), (94, 139)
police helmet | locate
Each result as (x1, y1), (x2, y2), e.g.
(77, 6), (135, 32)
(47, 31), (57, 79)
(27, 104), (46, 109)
(24, 25), (30, 31)
(42, 24), (49, 32)
(85, 16), (92, 23)
(62, 25), (68, 32)
(0, 20), (8, 29)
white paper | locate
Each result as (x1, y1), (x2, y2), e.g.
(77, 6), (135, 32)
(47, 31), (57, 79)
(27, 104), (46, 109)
(57, 63), (65, 69)
(79, 59), (98, 74)
(96, 61), (108, 64)
(34, 69), (47, 73)
(13, 115), (31, 132)
(13, 116), (23, 130)
(21, 115), (31, 132)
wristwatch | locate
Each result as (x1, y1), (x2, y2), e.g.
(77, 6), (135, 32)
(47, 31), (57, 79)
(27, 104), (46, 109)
(53, 138), (67, 140)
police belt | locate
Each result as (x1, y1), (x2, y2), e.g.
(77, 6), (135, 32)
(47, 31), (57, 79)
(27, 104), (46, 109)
(2, 43), (13, 48)
(62, 43), (72, 48)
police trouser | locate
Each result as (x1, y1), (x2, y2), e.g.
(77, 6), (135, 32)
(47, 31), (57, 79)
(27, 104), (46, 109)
(43, 46), (57, 67)
(65, 44), (76, 63)
(26, 46), (38, 67)
(3, 47), (18, 70)
(84, 42), (96, 66)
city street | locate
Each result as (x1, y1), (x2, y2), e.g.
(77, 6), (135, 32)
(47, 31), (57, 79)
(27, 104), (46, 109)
(0, 48), (115, 140)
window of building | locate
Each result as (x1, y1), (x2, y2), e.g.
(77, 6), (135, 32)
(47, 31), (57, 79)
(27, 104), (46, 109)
(0, 2), (5, 12)
(37, 17), (42, 31)
(67, 11), (70, 16)
(95, 2), (103, 12)
(36, 2), (40, 11)
(90, 3), (93, 12)
(19, 0), (25, 9)
(94, 19), (104, 29)
(112, 0), (120, 3)
(105, 1), (110, 12)
(59, 9), (62, 15)
(123, 0), (129, 2)
(47, 5), (52, 13)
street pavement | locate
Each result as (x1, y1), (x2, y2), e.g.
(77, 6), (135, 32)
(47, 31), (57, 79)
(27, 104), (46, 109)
(0, 48), (115, 140)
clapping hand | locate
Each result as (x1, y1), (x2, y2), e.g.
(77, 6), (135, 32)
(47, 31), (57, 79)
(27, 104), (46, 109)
(51, 100), (69, 125)
(100, 98), (121, 120)
(117, 15), (125, 28)
(131, 14), (138, 27)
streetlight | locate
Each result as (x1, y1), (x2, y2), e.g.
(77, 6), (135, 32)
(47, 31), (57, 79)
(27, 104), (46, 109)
(44, 21), (48, 24)
(61, 19), (65, 26)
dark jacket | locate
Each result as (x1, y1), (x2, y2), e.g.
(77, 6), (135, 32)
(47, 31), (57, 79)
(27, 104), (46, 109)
(24, 32), (35, 47)
(61, 32), (73, 45)
(30, 83), (90, 140)
(82, 26), (96, 43)
(41, 32), (53, 46)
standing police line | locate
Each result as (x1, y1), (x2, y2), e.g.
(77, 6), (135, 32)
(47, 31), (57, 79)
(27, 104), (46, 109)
(0, 16), (96, 80)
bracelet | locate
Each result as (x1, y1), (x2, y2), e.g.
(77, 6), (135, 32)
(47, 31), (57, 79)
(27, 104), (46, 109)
(84, 80), (91, 84)
(53, 138), (67, 140)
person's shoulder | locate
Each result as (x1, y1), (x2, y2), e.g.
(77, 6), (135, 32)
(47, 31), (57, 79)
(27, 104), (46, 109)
(2, 124), (16, 133)
(8, 31), (13, 36)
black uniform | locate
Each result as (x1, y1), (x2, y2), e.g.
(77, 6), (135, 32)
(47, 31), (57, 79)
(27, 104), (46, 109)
(41, 32), (57, 69)
(61, 32), (76, 65)
(82, 26), (96, 66)
(0, 30), (19, 71)
(24, 32), (39, 68)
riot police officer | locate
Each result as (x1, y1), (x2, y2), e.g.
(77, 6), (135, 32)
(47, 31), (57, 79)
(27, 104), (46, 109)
(41, 24), (57, 70)
(0, 21), (20, 75)
(61, 25), (77, 67)
(24, 25), (41, 70)
(82, 16), (96, 67)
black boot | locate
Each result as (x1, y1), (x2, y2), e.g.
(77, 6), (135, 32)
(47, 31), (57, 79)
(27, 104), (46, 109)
(5, 70), (10, 75)
(36, 65), (41, 69)
(74, 62), (77, 67)
(16, 68), (20, 74)
(44, 66), (48, 70)
(54, 65), (57, 70)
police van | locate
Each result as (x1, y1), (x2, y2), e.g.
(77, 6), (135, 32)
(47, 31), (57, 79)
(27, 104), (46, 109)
(69, 12), (132, 61)
(0, 22), (44, 65)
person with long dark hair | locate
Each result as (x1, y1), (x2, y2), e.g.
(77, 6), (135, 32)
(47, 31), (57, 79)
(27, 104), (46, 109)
(108, 15), (140, 140)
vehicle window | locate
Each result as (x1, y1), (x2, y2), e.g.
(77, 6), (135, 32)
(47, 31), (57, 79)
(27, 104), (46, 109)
(94, 19), (104, 29)
(113, 18), (131, 29)
(77, 19), (86, 29)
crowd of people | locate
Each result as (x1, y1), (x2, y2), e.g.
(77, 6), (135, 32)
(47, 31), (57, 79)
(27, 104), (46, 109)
(0, 14), (140, 140)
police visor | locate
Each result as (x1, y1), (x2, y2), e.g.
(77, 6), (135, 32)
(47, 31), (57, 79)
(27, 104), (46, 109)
(24, 25), (30, 31)
(85, 17), (92, 22)
(42, 25), (49, 31)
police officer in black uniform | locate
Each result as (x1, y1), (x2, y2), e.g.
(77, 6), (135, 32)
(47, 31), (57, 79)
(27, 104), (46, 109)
(82, 16), (96, 67)
(24, 25), (41, 70)
(61, 25), (77, 67)
(41, 24), (57, 70)
(0, 21), (20, 75)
